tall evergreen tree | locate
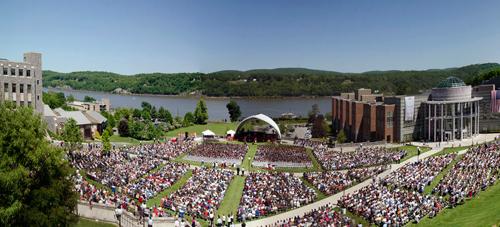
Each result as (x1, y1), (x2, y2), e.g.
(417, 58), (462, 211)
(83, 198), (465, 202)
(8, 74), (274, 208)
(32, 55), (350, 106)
(311, 114), (328, 138)
(0, 103), (78, 226)
(226, 100), (241, 122)
(194, 98), (208, 124)
(118, 118), (129, 136)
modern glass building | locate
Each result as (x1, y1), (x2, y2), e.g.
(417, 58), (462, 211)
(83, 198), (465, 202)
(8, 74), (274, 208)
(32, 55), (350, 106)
(423, 77), (481, 142)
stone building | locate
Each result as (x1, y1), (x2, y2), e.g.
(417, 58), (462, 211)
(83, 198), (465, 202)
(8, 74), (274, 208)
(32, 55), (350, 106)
(0, 53), (43, 113)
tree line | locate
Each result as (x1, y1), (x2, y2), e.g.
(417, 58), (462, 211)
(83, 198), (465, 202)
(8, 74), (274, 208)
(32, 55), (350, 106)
(43, 63), (500, 97)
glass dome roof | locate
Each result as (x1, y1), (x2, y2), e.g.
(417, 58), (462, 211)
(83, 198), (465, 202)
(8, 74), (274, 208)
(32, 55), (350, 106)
(436, 76), (466, 88)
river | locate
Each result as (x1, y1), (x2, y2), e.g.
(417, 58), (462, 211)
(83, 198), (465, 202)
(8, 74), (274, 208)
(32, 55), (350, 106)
(45, 88), (332, 121)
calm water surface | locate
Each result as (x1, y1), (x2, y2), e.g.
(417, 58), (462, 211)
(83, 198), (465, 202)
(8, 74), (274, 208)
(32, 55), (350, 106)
(45, 88), (332, 121)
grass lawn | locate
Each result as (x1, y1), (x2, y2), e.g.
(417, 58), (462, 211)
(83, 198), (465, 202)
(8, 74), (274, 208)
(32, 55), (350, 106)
(301, 177), (327, 200)
(165, 122), (238, 137)
(409, 181), (500, 227)
(217, 175), (246, 217)
(432, 146), (470, 157)
(423, 154), (463, 194)
(109, 135), (142, 145)
(73, 217), (116, 227)
(241, 144), (258, 170)
(392, 145), (431, 162)
(146, 170), (193, 207)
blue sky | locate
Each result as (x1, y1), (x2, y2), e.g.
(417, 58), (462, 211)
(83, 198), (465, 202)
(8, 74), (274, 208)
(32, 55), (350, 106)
(2, 0), (500, 74)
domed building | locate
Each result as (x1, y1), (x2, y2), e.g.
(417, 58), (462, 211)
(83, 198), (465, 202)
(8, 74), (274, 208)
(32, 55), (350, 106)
(423, 76), (481, 142)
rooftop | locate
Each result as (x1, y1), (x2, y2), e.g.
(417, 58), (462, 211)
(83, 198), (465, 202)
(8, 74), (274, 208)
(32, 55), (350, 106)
(436, 76), (466, 88)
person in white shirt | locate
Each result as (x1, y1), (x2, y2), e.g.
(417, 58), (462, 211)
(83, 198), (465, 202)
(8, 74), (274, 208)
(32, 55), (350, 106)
(148, 216), (153, 227)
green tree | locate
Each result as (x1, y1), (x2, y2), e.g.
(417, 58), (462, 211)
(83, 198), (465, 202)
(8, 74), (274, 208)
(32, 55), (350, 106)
(336, 129), (347, 144)
(183, 112), (195, 127)
(158, 107), (173, 124)
(132, 108), (142, 119)
(114, 108), (131, 121)
(102, 129), (111, 154)
(83, 95), (96, 102)
(118, 118), (129, 137)
(311, 114), (328, 138)
(150, 106), (157, 120)
(141, 101), (152, 112)
(226, 100), (241, 122)
(101, 111), (116, 128)
(61, 118), (83, 151)
(66, 94), (76, 102)
(142, 109), (151, 122)
(194, 98), (208, 124)
(42, 91), (66, 109)
(0, 103), (77, 226)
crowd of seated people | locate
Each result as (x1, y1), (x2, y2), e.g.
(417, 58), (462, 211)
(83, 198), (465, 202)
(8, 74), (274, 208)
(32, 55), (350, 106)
(338, 182), (445, 226)
(71, 142), (195, 218)
(433, 142), (500, 207)
(338, 153), (463, 225)
(383, 154), (456, 193)
(124, 162), (189, 200)
(314, 146), (406, 170)
(254, 145), (311, 164)
(70, 148), (163, 188)
(122, 141), (196, 160)
(160, 167), (234, 220)
(189, 142), (248, 160)
(268, 204), (353, 227)
(304, 166), (387, 195)
(237, 172), (316, 221)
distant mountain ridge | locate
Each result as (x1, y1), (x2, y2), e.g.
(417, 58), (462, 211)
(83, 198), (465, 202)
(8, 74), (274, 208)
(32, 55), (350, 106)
(43, 63), (500, 97)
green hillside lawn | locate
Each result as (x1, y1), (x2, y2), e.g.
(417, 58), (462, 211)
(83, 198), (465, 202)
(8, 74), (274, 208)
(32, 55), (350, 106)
(408, 181), (500, 227)
(392, 145), (431, 162)
(217, 176), (246, 218)
(165, 122), (238, 137)
(109, 135), (143, 145)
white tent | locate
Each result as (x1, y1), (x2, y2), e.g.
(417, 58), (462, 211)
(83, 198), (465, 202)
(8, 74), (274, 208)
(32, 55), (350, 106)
(202, 129), (215, 138)
(226, 130), (236, 137)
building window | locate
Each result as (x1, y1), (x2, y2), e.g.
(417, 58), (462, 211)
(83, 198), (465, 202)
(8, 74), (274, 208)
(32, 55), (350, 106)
(386, 112), (394, 128)
(20, 101), (24, 106)
(27, 84), (32, 93)
(4, 83), (8, 91)
(2, 67), (6, 75)
(19, 69), (24, 76)
(12, 83), (16, 93)
(37, 80), (39, 85)
(27, 70), (31, 77)
(37, 95), (39, 100)
(10, 68), (15, 76)
(20, 84), (24, 93)
(28, 101), (32, 106)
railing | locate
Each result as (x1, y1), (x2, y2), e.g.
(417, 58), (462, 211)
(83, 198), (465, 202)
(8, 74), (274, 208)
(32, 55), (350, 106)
(76, 201), (175, 227)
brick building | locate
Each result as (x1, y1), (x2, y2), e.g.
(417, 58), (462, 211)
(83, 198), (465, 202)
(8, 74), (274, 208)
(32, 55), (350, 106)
(332, 76), (500, 143)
